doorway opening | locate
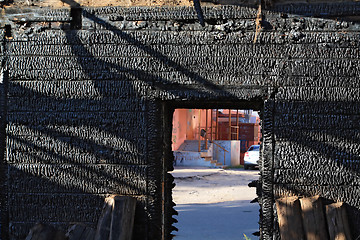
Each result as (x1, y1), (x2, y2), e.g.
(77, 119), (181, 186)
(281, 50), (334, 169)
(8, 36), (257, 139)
(169, 108), (261, 240)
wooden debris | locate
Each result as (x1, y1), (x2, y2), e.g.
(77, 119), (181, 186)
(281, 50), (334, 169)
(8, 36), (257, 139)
(95, 197), (114, 240)
(325, 202), (352, 240)
(95, 195), (137, 240)
(276, 196), (305, 240)
(300, 195), (328, 240)
(66, 224), (95, 240)
(25, 223), (66, 240)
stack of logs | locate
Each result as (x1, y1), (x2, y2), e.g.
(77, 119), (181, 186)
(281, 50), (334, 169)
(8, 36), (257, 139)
(276, 195), (352, 240)
(25, 196), (136, 240)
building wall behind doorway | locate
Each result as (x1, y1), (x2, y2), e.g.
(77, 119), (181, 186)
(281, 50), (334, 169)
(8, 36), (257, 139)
(172, 109), (188, 151)
(172, 109), (211, 151)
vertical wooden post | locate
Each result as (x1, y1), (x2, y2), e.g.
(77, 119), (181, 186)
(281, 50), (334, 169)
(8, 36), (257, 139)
(198, 109), (201, 152)
(276, 196), (305, 240)
(67, 224), (95, 240)
(95, 198), (113, 240)
(109, 196), (137, 240)
(205, 109), (208, 149)
(228, 109), (231, 140)
(95, 196), (137, 240)
(300, 195), (329, 240)
(236, 109), (239, 140)
(215, 109), (219, 140)
(210, 109), (213, 142)
(25, 224), (67, 240)
(326, 202), (352, 240)
(223, 150), (226, 165)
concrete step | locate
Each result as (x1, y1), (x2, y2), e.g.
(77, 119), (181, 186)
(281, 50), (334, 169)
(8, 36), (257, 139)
(200, 151), (212, 158)
(174, 141), (219, 168)
(210, 160), (223, 167)
(177, 140), (209, 152)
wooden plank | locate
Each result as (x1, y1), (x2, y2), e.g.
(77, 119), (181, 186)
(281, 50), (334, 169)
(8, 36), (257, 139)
(276, 196), (305, 240)
(198, 109), (201, 152)
(95, 195), (137, 240)
(94, 197), (114, 240)
(205, 109), (208, 150)
(228, 109), (231, 140)
(300, 195), (329, 240)
(236, 109), (239, 140)
(215, 109), (219, 140)
(67, 224), (95, 240)
(210, 109), (213, 142)
(325, 202), (352, 240)
(25, 223), (67, 240)
(109, 196), (137, 240)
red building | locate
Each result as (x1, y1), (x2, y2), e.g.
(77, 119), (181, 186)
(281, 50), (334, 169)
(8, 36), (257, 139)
(172, 109), (261, 165)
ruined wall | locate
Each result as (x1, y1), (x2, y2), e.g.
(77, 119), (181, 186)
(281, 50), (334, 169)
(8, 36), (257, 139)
(0, 2), (360, 240)
(2, 0), (360, 8)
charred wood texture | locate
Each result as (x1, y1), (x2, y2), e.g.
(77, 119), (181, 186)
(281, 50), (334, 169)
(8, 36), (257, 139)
(0, 2), (360, 240)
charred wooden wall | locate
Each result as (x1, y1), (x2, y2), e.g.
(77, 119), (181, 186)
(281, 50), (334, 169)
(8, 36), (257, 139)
(0, 2), (360, 240)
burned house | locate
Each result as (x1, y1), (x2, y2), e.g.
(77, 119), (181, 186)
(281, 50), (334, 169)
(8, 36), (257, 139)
(0, 0), (359, 239)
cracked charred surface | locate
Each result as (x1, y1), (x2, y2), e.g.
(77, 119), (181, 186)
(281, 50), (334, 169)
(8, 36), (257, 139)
(0, 2), (360, 240)
(2, 0), (360, 8)
(1, 0), (192, 8)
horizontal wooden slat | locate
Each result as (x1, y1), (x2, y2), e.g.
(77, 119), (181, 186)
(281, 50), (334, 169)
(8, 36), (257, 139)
(8, 164), (148, 194)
